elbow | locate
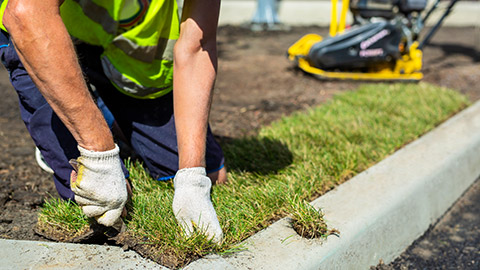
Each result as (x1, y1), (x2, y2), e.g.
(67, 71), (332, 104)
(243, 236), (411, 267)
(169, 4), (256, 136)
(3, 3), (25, 34)
(3, 1), (36, 35)
(174, 29), (217, 67)
(174, 40), (198, 67)
(174, 37), (217, 68)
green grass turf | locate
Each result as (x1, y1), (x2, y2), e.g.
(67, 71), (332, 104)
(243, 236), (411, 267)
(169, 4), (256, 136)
(38, 83), (470, 266)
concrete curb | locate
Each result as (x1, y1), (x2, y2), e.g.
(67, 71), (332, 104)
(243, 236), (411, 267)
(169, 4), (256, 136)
(185, 101), (480, 269)
(2, 101), (480, 269)
(0, 239), (166, 270)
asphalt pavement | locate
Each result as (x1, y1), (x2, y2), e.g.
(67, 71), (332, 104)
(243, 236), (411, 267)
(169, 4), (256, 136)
(374, 178), (480, 269)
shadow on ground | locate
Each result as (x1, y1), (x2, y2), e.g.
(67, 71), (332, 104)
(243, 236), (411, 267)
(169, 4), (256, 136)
(218, 136), (293, 175)
(425, 42), (480, 66)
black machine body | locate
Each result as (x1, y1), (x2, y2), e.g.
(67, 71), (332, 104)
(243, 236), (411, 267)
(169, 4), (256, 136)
(308, 21), (404, 71)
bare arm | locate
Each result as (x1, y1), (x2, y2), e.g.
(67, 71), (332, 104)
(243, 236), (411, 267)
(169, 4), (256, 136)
(173, 0), (220, 169)
(3, 0), (114, 151)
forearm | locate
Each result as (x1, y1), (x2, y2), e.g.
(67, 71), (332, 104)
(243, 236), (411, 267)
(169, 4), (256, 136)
(3, 0), (114, 151)
(173, 0), (220, 169)
(173, 42), (215, 168)
(173, 59), (214, 168)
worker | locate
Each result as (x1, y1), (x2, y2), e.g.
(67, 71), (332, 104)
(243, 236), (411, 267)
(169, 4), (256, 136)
(0, 0), (225, 243)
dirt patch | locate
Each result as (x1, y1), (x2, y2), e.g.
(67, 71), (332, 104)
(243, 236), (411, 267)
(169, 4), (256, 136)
(0, 73), (56, 240)
(0, 25), (479, 262)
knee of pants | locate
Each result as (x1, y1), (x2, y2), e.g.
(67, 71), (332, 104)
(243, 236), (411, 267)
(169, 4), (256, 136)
(30, 104), (79, 196)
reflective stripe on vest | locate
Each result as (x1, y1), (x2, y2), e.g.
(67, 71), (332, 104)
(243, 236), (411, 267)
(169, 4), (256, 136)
(71, 0), (118, 36)
(112, 35), (176, 62)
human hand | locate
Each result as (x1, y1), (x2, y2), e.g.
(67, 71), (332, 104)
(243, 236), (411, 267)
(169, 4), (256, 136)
(172, 167), (223, 243)
(70, 144), (127, 227)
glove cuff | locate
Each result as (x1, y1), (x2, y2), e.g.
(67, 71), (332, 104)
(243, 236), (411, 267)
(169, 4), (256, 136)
(174, 167), (210, 189)
(77, 144), (120, 163)
(177, 167), (206, 176)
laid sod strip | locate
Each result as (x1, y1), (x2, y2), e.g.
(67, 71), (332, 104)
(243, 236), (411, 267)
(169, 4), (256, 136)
(36, 198), (90, 241)
(37, 83), (470, 267)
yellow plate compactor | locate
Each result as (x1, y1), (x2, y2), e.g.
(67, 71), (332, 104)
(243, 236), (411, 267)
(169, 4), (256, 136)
(287, 0), (459, 81)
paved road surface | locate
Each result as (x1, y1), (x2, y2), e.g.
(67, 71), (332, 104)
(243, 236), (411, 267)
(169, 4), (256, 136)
(373, 178), (480, 269)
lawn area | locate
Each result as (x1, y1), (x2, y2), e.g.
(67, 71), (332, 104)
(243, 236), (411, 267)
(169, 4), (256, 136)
(37, 83), (470, 268)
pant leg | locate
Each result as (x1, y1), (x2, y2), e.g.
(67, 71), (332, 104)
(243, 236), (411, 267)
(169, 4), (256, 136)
(0, 33), (128, 200)
(0, 32), (78, 199)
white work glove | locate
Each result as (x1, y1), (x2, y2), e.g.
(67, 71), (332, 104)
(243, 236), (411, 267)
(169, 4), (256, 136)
(172, 167), (223, 243)
(70, 144), (127, 227)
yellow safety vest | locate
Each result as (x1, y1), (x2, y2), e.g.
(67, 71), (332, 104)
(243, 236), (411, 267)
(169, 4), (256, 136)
(0, 0), (179, 99)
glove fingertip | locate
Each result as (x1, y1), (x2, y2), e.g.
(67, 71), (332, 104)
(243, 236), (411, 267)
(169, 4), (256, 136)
(96, 208), (122, 227)
(212, 228), (224, 244)
(211, 234), (223, 244)
(203, 219), (223, 244)
(74, 194), (91, 206)
(82, 205), (107, 218)
(176, 217), (194, 238)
